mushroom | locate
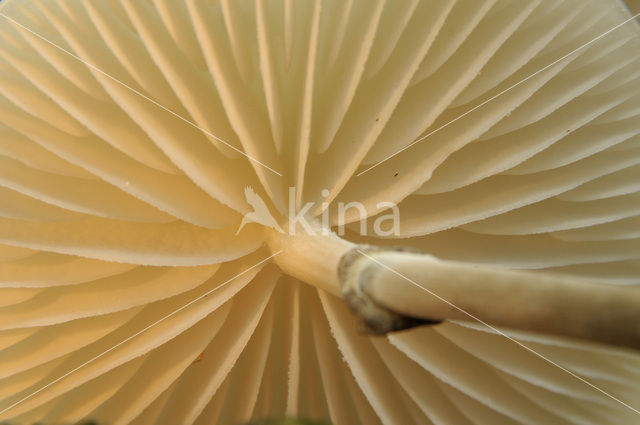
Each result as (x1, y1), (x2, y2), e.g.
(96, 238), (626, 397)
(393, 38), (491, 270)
(0, 0), (640, 424)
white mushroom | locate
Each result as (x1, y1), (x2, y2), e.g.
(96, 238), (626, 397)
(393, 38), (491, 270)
(0, 0), (640, 424)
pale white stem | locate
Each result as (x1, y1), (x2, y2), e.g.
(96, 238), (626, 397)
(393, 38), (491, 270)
(266, 226), (640, 349)
(265, 221), (355, 296)
(346, 248), (640, 350)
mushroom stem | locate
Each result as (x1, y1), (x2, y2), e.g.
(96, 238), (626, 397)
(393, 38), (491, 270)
(265, 219), (355, 296)
(267, 226), (640, 350)
(341, 246), (640, 350)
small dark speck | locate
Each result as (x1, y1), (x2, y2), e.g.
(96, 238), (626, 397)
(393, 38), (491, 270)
(567, 129), (571, 133)
(375, 117), (380, 122)
(192, 352), (205, 364)
(393, 172), (398, 177)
